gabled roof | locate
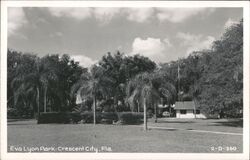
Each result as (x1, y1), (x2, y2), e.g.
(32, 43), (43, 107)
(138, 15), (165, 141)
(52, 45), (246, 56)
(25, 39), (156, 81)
(174, 101), (195, 110)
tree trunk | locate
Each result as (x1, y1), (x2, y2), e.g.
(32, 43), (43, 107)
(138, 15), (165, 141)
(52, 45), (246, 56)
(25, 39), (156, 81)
(143, 97), (147, 131)
(93, 95), (96, 125)
(44, 86), (47, 113)
(137, 100), (140, 112)
(169, 104), (172, 117)
(154, 103), (157, 123)
(36, 87), (40, 119)
(194, 99), (197, 119)
(13, 93), (17, 108)
(114, 96), (118, 112)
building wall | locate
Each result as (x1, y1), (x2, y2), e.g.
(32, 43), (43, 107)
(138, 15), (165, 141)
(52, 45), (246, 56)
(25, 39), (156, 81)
(176, 110), (206, 119)
(195, 113), (206, 119)
(76, 93), (83, 104)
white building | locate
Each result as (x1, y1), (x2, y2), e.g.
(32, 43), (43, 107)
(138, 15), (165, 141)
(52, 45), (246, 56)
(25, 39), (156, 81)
(174, 101), (206, 119)
(76, 93), (83, 105)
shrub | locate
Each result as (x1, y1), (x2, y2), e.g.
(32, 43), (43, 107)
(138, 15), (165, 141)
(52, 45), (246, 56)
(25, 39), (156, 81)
(69, 112), (82, 123)
(80, 112), (118, 124)
(100, 118), (113, 124)
(37, 112), (71, 124)
(7, 108), (19, 119)
(37, 111), (144, 124)
(117, 112), (143, 124)
(80, 111), (102, 123)
(99, 112), (118, 124)
(101, 112), (118, 121)
(7, 107), (33, 119)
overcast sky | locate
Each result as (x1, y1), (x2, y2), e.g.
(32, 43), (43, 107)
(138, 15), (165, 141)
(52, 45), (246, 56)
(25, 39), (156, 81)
(8, 7), (242, 67)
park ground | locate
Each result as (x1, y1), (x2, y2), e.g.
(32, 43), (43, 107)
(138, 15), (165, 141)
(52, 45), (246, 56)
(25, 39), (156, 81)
(7, 118), (243, 153)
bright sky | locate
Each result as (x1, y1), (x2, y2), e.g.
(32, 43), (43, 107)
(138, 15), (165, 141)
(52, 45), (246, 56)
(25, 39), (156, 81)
(8, 7), (242, 67)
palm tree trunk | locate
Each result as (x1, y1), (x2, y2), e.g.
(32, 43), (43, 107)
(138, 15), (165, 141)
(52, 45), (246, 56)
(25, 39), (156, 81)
(93, 95), (96, 125)
(194, 99), (197, 119)
(114, 96), (118, 112)
(143, 97), (147, 131)
(44, 86), (47, 113)
(36, 87), (40, 118)
(154, 103), (157, 123)
(137, 100), (140, 112)
(13, 93), (16, 109)
(169, 104), (172, 117)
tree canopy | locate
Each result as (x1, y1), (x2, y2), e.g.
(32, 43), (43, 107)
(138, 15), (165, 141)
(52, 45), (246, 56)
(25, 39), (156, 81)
(7, 19), (243, 118)
(160, 19), (243, 116)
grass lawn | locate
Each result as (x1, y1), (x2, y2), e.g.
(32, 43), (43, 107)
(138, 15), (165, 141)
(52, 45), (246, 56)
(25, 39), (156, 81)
(7, 118), (243, 153)
(147, 118), (243, 133)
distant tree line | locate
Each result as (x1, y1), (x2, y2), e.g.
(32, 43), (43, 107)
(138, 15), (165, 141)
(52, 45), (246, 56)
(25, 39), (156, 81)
(160, 19), (243, 117)
(7, 52), (86, 118)
(7, 19), (243, 118)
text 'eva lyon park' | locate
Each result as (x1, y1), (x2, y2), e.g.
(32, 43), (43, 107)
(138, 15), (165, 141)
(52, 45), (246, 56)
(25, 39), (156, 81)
(6, 6), (245, 154)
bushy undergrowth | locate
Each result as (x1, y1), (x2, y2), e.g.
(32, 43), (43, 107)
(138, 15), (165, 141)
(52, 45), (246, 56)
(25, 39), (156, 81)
(38, 111), (144, 124)
(37, 112), (71, 124)
(117, 112), (143, 124)
(81, 111), (102, 123)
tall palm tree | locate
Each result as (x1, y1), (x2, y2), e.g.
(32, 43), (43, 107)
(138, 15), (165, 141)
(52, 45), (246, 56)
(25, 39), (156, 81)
(71, 65), (112, 124)
(126, 71), (176, 130)
(11, 57), (40, 118)
(39, 56), (58, 113)
(11, 57), (58, 118)
(152, 71), (176, 121)
(126, 72), (156, 130)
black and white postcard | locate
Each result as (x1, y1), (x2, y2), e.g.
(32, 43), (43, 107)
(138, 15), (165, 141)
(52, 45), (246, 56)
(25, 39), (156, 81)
(1, 1), (249, 160)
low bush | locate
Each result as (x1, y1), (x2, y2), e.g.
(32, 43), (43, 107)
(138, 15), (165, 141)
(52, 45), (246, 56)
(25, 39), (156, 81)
(101, 112), (118, 121)
(37, 111), (144, 125)
(80, 112), (143, 124)
(37, 112), (71, 124)
(81, 111), (102, 123)
(69, 112), (82, 123)
(100, 118), (113, 124)
(118, 112), (143, 124)
(7, 108), (19, 119)
(7, 108), (33, 119)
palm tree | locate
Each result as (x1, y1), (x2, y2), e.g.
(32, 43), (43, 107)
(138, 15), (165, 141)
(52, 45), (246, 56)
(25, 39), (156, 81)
(152, 71), (176, 121)
(126, 71), (176, 130)
(126, 72), (156, 130)
(11, 56), (58, 118)
(39, 56), (58, 113)
(71, 65), (112, 124)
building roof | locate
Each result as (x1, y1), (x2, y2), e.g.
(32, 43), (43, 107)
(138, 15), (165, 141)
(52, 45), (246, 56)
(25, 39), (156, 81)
(174, 101), (195, 110)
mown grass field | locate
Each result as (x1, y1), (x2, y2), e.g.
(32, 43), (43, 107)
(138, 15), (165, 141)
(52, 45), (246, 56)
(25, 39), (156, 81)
(7, 118), (243, 153)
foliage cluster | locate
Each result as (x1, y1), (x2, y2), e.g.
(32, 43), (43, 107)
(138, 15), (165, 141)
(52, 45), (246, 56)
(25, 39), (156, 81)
(8, 19), (243, 119)
(38, 111), (143, 125)
(8, 52), (85, 117)
(160, 20), (243, 116)
(37, 112), (72, 124)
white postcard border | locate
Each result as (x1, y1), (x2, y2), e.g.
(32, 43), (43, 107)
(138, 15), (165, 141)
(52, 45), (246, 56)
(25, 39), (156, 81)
(1, 1), (249, 160)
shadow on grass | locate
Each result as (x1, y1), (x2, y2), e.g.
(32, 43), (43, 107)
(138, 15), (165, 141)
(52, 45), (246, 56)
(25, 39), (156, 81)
(7, 123), (36, 126)
(7, 119), (34, 122)
(8, 120), (144, 126)
(151, 128), (178, 131)
(121, 121), (144, 125)
(209, 119), (243, 128)
(155, 121), (195, 124)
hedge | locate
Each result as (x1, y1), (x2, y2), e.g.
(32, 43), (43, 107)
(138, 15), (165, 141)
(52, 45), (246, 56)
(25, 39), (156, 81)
(37, 112), (70, 124)
(70, 112), (82, 123)
(101, 112), (118, 121)
(37, 111), (144, 124)
(81, 111), (102, 123)
(117, 112), (143, 124)
(80, 112), (143, 124)
(37, 112), (82, 124)
(7, 108), (19, 119)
